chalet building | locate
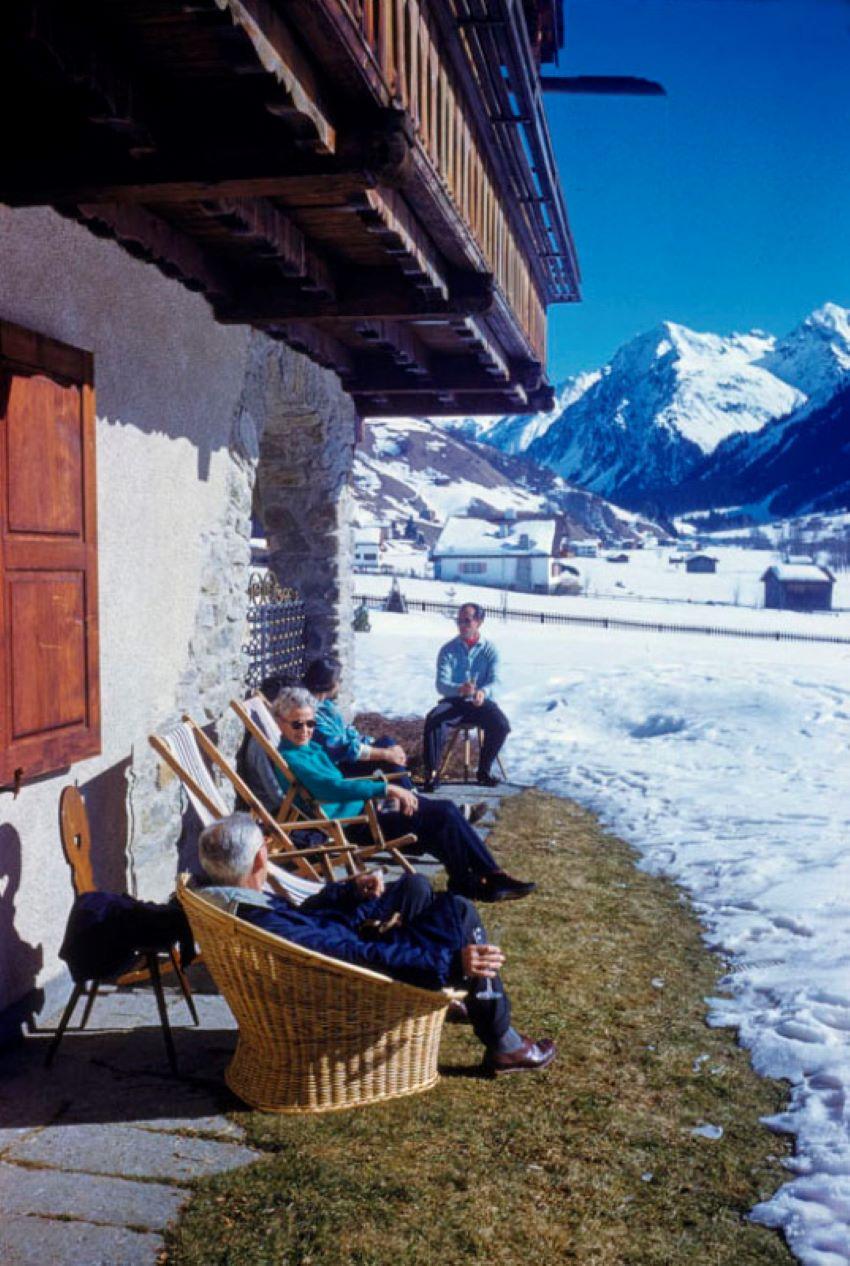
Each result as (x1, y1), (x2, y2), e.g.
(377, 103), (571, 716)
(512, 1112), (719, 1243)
(761, 564), (836, 612)
(0, 1), (577, 1035)
(432, 515), (571, 593)
(685, 554), (718, 574)
(354, 526), (383, 570)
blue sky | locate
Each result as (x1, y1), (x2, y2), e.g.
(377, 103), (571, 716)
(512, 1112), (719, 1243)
(544, 0), (850, 380)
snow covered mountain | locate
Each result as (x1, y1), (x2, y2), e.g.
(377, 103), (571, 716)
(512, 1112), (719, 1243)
(519, 322), (803, 510)
(352, 416), (659, 541)
(476, 371), (600, 456)
(469, 303), (850, 516)
(758, 303), (850, 405)
(674, 379), (850, 518)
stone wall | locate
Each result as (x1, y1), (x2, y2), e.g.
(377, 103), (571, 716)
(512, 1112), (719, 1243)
(257, 342), (359, 695)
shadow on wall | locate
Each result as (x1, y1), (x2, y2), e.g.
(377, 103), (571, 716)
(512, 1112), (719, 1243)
(78, 758), (132, 894)
(0, 824), (44, 1046)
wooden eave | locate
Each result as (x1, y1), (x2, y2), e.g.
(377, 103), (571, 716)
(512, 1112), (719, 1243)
(0, 0), (578, 417)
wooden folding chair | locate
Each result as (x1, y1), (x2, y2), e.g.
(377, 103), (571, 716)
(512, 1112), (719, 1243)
(437, 725), (508, 784)
(45, 786), (199, 1074)
(231, 695), (417, 874)
(148, 719), (367, 884)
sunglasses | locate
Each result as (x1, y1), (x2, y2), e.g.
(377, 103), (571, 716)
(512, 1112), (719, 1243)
(284, 719), (316, 731)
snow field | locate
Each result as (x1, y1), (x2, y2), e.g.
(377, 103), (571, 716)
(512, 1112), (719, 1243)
(354, 609), (850, 1266)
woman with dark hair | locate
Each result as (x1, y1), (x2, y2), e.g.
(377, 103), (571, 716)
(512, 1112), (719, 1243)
(303, 657), (411, 784)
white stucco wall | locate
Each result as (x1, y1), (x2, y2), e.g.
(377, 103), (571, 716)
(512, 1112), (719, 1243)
(0, 206), (264, 1023)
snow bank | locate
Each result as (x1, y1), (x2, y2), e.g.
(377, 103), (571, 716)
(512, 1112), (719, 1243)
(354, 609), (850, 1266)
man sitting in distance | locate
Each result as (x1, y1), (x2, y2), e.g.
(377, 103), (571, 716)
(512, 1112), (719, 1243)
(422, 603), (511, 792)
(272, 687), (534, 904)
(198, 813), (557, 1076)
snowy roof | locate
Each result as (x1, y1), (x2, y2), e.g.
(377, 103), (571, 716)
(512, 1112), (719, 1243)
(433, 516), (557, 557)
(354, 526), (382, 544)
(761, 564), (835, 584)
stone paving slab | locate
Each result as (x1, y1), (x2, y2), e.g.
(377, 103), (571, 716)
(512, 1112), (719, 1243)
(6, 1121), (261, 1182)
(0, 1216), (163, 1266)
(0, 1160), (186, 1229)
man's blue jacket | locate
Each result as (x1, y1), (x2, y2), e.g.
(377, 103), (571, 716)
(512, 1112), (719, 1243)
(436, 635), (500, 699)
(203, 881), (465, 991)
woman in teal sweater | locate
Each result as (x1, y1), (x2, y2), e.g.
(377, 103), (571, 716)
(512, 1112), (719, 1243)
(272, 688), (535, 904)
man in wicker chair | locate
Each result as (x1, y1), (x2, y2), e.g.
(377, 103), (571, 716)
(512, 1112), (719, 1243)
(198, 814), (557, 1077)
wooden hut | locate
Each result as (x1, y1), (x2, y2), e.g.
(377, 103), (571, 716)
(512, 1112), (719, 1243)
(761, 564), (836, 611)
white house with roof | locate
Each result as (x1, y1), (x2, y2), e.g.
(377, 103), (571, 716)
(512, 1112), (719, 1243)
(354, 526), (384, 571)
(431, 516), (572, 594)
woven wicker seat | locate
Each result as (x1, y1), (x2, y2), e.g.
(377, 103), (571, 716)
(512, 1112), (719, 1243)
(177, 878), (458, 1114)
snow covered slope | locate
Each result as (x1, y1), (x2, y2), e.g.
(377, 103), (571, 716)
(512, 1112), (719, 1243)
(758, 303), (850, 404)
(352, 415), (659, 541)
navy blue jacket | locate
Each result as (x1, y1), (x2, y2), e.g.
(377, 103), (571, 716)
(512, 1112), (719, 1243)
(236, 882), (465, 991)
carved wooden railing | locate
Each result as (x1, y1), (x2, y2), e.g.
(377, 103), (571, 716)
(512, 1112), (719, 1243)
(338, 0), (547, 364)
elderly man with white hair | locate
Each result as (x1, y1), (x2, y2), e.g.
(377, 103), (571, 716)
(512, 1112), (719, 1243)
(270, 686), (536, 904)
(197, 814), (557, 1076)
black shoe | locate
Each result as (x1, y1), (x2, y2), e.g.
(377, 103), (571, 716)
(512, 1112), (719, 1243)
(474, 872), (536, 903)
(476, 771), (501, 788)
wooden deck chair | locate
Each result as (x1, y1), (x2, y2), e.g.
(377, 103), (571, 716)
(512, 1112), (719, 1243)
(45, 787), (199, 1074)
(230, 695), (417, 874)
(177, 876), (462, 1113)
(148, 720), (366, 885)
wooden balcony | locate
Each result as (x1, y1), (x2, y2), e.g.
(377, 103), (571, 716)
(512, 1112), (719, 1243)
(0, 0), (579, 416)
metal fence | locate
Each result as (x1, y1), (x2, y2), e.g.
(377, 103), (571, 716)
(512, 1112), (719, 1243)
(244, 573), (307, 687)
(353, 593), (850, 647)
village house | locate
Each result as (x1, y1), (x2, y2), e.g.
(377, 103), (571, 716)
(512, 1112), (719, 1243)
(353, 526), (383, 571)
(761, 564), (836, 612)
(432, 515), (574, 594)
(0, 1), (577, 1037)
(685, 554), (719, 574)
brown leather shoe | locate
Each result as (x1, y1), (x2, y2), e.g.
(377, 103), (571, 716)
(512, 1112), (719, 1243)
(482, 1036), (556, 1077)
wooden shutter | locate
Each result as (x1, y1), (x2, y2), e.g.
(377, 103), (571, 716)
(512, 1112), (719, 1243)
(0, 320), (100, 787)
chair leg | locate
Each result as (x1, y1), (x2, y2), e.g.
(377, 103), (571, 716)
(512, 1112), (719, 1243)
(44, 983), (86, 1067)
(169, 948), (199, 1026)
(146, 953), (179, 1075)
(436, 726), (460, 782)
(79, 981), (100, 1030)
(462, 730), (473, 781)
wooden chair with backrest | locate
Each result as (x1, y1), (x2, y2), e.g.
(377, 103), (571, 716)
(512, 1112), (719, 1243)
(230, 695), (417, 874)
(436, 724), (508, 784)
(148, 719), (373, 886)
(177, 876), (463, 1113)
(45, 786), (199, 1073)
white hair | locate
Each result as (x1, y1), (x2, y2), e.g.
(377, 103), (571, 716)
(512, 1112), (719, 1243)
(272, 686), (317, 719)
(198, 813), (264, 884)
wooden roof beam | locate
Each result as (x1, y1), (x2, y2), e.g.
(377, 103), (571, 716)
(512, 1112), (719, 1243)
(354, 388), (530, 417)
(351, 320), (432, 377)
(348, 355), (525, 396)
(193, 196), (333, 292)
(70, 203), (234, 300)
(212, 268), (493, 324)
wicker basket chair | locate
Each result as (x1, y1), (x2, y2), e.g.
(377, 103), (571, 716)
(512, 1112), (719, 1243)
(177, 878), (458, 1114)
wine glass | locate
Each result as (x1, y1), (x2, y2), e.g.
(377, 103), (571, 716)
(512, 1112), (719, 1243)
(472, 921), (502, 1001)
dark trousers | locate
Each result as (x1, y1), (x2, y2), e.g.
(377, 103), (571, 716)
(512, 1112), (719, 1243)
(339, 737), (414, 791)
(370, 875), (511, 1047)
(348, 795), (499, 897)
(423, 698), (510, 779)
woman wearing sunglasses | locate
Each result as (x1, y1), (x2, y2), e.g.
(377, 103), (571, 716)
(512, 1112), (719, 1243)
(272, 687), (535, 904)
